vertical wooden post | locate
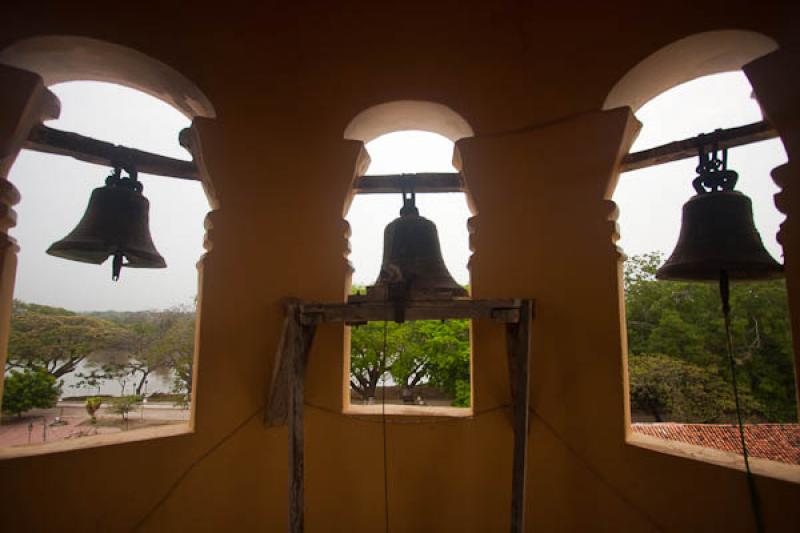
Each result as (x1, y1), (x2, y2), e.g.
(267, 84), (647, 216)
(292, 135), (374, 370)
(287, 304), (316, 533)
(506, 300), (533, 533)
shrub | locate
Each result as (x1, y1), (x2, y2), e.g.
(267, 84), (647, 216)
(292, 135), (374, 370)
(1, 368), (61, 417)
(108, 395), (140, 422)
(85, 397), (103, 423)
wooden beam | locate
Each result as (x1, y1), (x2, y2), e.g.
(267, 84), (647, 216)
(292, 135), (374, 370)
(22, 121), (777, 188)
(23, 124), (201, 181)
(298, 298), (523, 325)
(348, 121), (778, 194)
(352, 173), (463, 194)
(287, 303), (316, 533)
(265, 313), (292, 426)
(619, 121), (778, 173)
(506, 299), (533, 533)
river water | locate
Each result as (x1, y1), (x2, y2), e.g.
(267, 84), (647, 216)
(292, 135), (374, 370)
(58, 360), (176, 398)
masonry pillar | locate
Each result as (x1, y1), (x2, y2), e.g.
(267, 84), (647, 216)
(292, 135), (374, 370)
(745, 46), (800, 411)
(0, 64), (59, 404)
(455, 108), (641, 529)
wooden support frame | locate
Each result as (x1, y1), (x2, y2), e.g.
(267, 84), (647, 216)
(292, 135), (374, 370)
(299, 297), (523, 325)
(265, 297), (534, 533)
(506, 299), (533, 533)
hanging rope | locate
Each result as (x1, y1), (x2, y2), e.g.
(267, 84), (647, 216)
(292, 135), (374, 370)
(719, 270), (764, 533)
(380, 308), (391, 532)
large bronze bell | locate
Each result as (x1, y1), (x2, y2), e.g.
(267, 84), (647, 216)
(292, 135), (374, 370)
(47, 168), (166, 280)
(367, 191), (467, 301)
(656, 142), (782, 282)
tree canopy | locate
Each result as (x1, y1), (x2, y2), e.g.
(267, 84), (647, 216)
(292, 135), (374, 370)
(8, 301), (131, 378)
(350, 319), (470, 406)
(625, 253), (796, 422)
(4, 301), (196, 413)
(102, 309), (195, 395)
(348, 254), (797, 418)
(629, 353), (762, 422)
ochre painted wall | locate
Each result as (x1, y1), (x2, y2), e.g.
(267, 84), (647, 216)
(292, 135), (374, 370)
(0, 2), (799, 532)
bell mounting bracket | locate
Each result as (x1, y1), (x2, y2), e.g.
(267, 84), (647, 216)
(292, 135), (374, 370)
(692, 131), (739, 194)
(106, 164), (143, 192)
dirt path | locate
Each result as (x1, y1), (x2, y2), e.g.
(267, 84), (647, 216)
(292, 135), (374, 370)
(0, 403), (189, 449)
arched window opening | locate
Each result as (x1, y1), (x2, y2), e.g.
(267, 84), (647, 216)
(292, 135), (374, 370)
(614, 72), (798, 464)
(345, 131), (473, 411)
(0, 81), (208, 449)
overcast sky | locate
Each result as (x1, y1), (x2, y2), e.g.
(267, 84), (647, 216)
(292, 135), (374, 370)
(10, 82), (205, 312)
(347, 132), (469, 286)
(614, 71), (785, 262)
(8, 72), (786, 311)
(350, 71), (786, 287)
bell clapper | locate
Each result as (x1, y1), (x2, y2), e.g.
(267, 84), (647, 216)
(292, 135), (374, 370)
(108, 166), (140, 282)
(112, 252), (123, 281)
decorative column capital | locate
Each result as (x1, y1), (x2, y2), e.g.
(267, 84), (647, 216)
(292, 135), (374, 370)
(745, 46), (800, 162)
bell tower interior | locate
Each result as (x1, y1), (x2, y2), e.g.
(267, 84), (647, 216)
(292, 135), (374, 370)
(1, 7), (799, 533)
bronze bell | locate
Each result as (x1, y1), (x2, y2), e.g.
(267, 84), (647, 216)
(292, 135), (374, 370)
(656, 142), (782, 282)
(47, 168), (166, 281)
(367, 191), (467, 301)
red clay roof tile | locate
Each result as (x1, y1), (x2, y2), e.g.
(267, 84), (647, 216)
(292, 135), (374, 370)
(631, 423), (800, 465)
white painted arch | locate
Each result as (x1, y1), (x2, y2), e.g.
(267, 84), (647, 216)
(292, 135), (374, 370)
(344, 100), (474, 143)
(604, 30), (778, 113)
(0, 35), (215, 119)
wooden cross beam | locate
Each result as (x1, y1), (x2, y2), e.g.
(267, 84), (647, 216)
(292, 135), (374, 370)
(352, 173), (464, 194)
(298, 297), (523, 324)
(24, 121), (776, 188)
(24, 124), (200, 180)
(265, 297), (534, 533)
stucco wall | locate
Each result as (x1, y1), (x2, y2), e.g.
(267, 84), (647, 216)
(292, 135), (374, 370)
(0, 2), (799, 531)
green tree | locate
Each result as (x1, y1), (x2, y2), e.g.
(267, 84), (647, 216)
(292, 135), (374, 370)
(157, 311), (195, 402)
(348, 286), (472, 407)
(350, 322), (396, 401)
(386, 322), (436, 402)
(96, 362), (132, 396)
(414, 320), (470, 406)
(121, 309), (194, 395)
(8, 301), (130, 379)
(624, 253), (797, 422)
(2, 367), (61, 417)
(349, 319), (471, 406)
(629, 354), (763, 422)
